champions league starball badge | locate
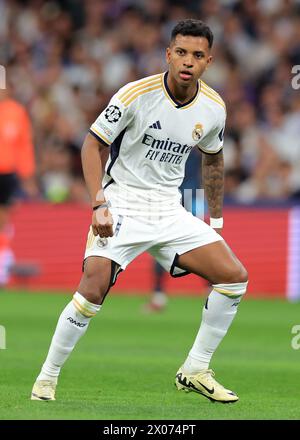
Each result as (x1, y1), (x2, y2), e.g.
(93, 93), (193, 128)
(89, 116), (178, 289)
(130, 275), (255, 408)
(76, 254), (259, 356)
(104, 105), (122, 123)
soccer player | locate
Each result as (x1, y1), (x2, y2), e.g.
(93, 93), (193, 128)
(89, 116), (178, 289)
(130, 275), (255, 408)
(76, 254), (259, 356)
(0, 86), (36, 286)
(31, 19), (248, 403)
(143, 260), (168, 312)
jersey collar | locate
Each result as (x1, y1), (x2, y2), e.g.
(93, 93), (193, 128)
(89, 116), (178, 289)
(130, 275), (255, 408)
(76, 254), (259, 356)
(162, 71), (200, 109)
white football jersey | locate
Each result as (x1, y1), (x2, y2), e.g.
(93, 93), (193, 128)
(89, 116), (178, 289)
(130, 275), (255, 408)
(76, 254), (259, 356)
(90, 72), (226, 216)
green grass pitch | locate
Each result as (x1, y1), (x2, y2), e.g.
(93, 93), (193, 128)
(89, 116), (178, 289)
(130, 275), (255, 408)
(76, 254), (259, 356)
(0, 290), (300, 420)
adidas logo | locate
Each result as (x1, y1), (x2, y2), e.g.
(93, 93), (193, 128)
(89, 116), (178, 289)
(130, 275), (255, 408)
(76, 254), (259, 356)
(149, 120), (162, 129)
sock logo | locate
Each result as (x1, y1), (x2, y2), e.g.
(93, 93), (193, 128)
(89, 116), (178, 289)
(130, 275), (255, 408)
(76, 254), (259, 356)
(231, 302), (240, 307)
(204, 298), (209, 309)
(67, 317), (87, 328)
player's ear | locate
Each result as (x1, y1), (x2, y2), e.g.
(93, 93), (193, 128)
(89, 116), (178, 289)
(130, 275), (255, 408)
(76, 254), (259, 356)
(166, 47), (171, 65)
(205, 55), (213, 70)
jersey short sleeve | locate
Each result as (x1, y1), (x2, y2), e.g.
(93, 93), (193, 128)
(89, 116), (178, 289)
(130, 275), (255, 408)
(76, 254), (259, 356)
(89, 92), (133, 147)
(197, 107), (226, 155)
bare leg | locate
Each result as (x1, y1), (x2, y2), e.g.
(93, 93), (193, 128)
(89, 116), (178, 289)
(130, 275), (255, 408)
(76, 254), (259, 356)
(78, 256), (116, 304)
(144, 261), (167, 312)
(177, 240), (248, 284)
(0, 206), (14, 286)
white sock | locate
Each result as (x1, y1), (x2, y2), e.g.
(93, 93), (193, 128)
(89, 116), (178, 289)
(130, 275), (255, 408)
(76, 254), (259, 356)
(183, 289), (243, 374)
(37, 292), (101, 382)
(152, 291), (168, 307)
(0, 248), (15, 285)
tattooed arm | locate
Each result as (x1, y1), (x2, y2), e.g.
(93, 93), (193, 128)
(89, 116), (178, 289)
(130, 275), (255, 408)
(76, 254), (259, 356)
(202, 150), (224, 223)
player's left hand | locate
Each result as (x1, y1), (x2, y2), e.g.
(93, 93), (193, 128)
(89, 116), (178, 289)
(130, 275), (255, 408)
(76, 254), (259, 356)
(214, 228), (223, 236)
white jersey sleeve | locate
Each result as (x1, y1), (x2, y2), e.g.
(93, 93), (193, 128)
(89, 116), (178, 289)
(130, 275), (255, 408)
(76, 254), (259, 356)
(197, 107), (226, 154)
(89, 91), (134, 147)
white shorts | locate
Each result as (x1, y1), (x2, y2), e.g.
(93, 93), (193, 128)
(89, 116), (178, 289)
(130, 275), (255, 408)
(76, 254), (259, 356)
(84, 205), (223, 284)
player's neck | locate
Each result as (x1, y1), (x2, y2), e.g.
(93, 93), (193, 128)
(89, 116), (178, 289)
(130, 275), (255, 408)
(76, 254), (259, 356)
(166, 73), (198, 105)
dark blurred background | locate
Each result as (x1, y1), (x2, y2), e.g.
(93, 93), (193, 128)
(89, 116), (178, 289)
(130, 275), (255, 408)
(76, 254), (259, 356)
(1, 0), (300, 204)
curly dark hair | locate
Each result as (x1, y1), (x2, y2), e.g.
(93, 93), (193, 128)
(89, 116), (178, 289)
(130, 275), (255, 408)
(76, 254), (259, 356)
(171, 19), (214, 48)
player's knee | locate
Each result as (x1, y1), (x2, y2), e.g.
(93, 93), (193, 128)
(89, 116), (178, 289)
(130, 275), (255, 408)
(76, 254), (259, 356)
(79, 265), (109, 304)
(212, 263), (248, 298)
(235, 264), (248, 283)
(225, 263), (248, 284)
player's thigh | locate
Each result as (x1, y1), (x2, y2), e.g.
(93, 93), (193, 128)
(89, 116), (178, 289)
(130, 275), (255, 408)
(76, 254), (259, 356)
(177, 240), (248, 284)
(151, 209), (247, 284)
(81, 214), (154, 303)
(149, 209), (220, 277)
(84, 213), (152, 268)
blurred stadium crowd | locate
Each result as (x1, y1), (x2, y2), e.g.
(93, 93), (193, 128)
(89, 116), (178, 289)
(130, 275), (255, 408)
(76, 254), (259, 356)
(1, 0), (300, 204)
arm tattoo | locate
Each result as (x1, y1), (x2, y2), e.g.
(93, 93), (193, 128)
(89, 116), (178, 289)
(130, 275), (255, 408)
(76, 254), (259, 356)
(202, 150), (224, 218)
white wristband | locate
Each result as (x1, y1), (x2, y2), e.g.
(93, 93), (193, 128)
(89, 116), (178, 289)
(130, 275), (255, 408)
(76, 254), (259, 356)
(210, 217), (223, 229)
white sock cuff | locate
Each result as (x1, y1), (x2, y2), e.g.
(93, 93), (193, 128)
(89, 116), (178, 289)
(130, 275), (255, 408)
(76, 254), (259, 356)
(72, 292), (101, 317)
(212, 281), (248, 297)
(152, 292), (168, 306)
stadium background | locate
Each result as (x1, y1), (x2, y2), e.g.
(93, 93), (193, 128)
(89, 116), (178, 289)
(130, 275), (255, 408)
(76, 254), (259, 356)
(1, 0), (300, 421)
(1, 0), (300, 298)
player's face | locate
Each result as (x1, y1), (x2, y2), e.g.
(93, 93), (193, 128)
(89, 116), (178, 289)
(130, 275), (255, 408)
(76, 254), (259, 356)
(166, 35), (212, 86)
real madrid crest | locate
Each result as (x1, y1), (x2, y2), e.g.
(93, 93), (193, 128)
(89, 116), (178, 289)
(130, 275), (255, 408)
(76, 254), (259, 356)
(97, 238), (108, 248)
(192, 123), (204, 141)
